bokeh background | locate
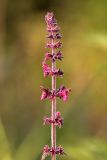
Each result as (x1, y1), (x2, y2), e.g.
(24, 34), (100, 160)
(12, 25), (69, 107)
(0, 0), (107, 160)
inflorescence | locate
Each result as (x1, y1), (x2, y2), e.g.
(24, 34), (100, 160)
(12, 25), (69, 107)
(41, 12), (71, 159)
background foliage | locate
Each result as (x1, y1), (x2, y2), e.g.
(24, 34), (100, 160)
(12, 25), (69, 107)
(0, 0), (107, 160)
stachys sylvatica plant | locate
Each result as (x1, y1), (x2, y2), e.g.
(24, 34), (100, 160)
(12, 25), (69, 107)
(41, 12), (71, 160)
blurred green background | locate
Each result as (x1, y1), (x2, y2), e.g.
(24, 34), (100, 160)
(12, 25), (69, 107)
(0, 0), (107, 160)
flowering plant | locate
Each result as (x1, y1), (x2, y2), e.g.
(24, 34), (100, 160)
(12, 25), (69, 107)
(41, 12), (71, 160)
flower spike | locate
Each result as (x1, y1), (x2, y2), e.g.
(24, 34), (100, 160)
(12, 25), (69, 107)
(40, 12), (71, 160)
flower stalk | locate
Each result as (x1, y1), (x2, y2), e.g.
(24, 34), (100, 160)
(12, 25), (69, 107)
(51, 36), (56, 160)
(41, 12), (71, 160)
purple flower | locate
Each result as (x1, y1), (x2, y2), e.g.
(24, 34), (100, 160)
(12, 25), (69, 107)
(56, 33), (62, 39)
(56, 51), (63, 60)
(46, 41), (62, 49)
(47, 33), (62, 39)
(45, 12), (57, 27)
(47, 26), (60, 32)
(51, 51), (63, 62)
(43, 112), (64, 128)
(43, 145), (50, 154)
(42, 62), (63, 77)
(43, 51), (63, 63)
(40, 86), (51, 100)
(55, 111), (61, 118)
(41, 86), (71, 101)
(54, 41), (62, 48)
(42, 63), (52, 77)
(43, 145), (65, 156)
(55, 145), (65, 155)
(45, 12), (60, 33)
(55, 112), (64, 128)
(56, 85), (71, 101)
(44, 52), (53, 61)
(54, 69), (64, 77)
(40, 86), (56, 100)
(43, 117), (54, 125)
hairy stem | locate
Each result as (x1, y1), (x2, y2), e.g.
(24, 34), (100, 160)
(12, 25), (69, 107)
(51, 38), (56, 160)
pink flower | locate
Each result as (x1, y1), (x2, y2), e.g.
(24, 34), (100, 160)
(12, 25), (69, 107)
(40, 86), (56, 100)
(47, 33), (62, 39)
(44, 52), (52, 61)
(55, 145), (65, 155)
(43, 112), (64, 128)
(42, 62), (63, 77)
(40, 86), (51, 100)
(47, 25), (60, 32)
(43, 51), (63, 63)
(56, 51), (63, 61)
(55, 33), (62, 39)
(45, 12), (56, 27)
(43, 145), (65, 155)
(41, 86), (71, 101)
(42, 63), (52, 77)
(43, 145), (50, 154)
(54, 69), (64, 76)
(55, 112), (64, 128)
(57, 86), (71, 101)
(43, 117), (54, 125)
(46, 41), (62, 49)
(55, 111), (61, 118)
